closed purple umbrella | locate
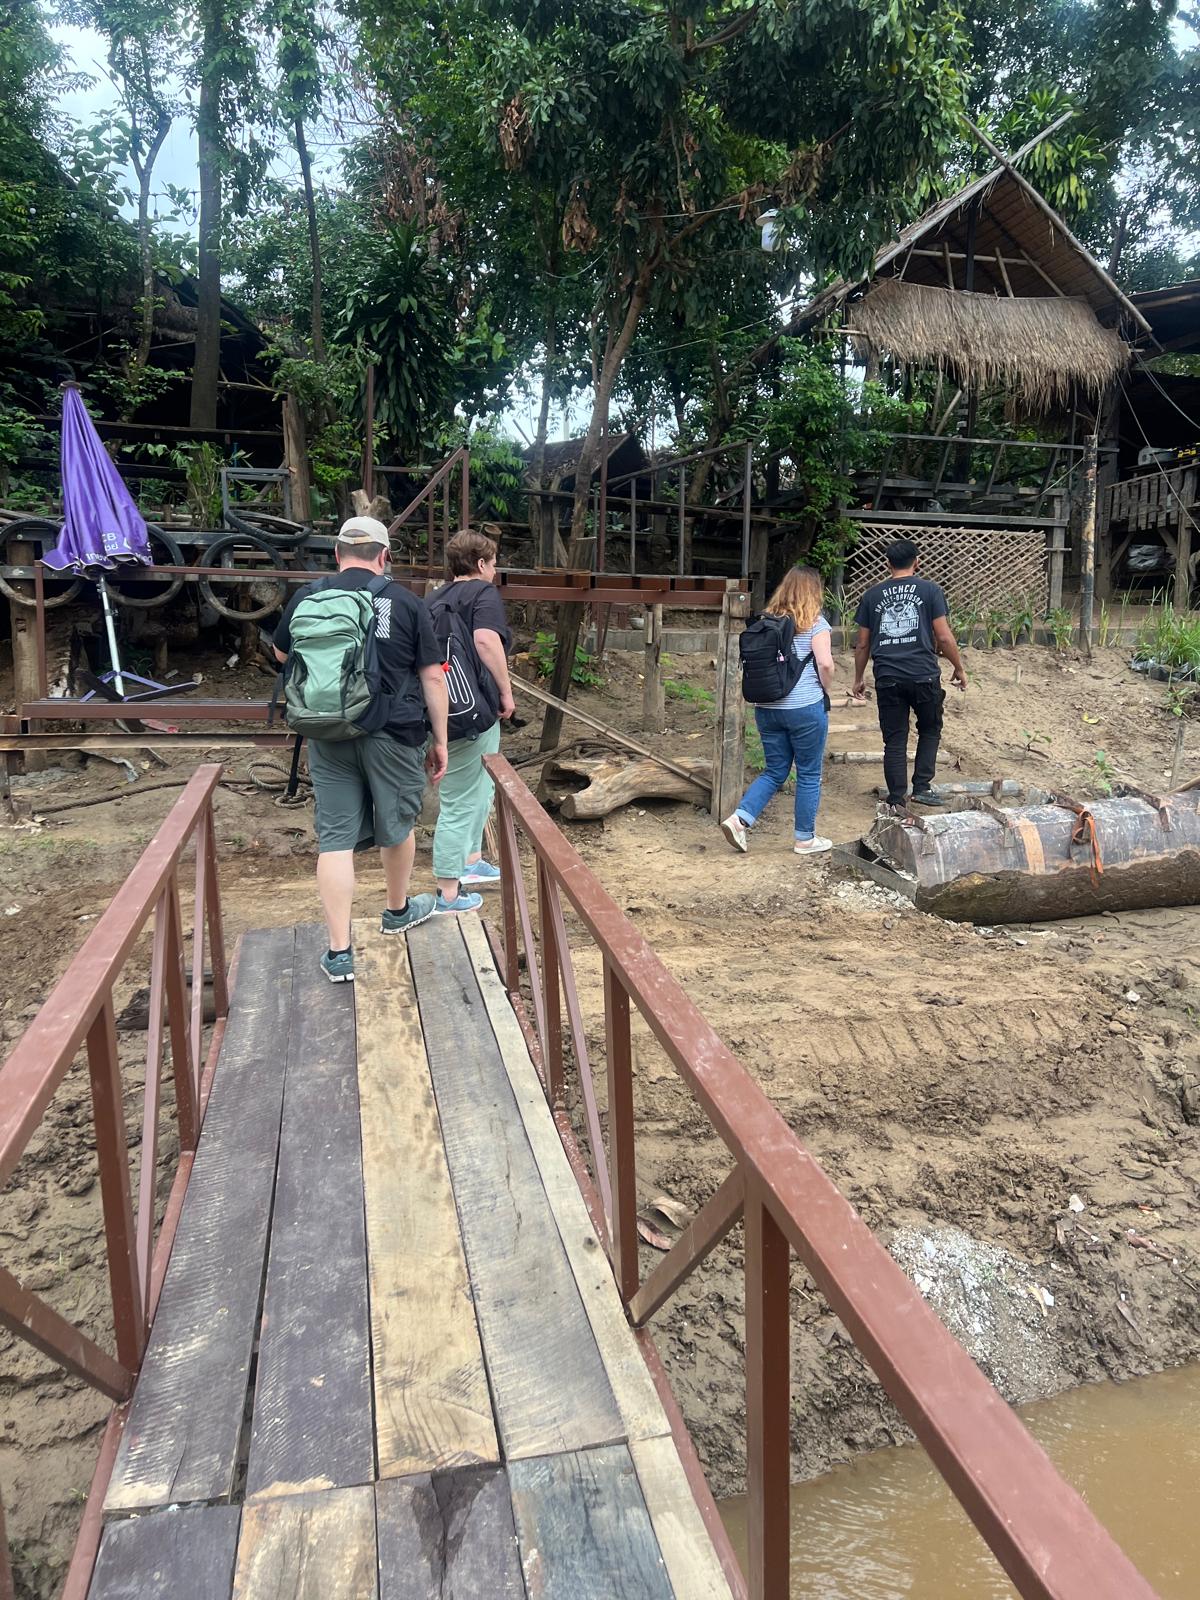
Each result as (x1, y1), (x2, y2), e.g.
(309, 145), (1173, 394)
(42, 384), (151, 573)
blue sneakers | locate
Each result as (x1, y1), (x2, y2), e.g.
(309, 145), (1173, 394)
(380, 893), (438, 935)
(320, 948), (355, 983)
(460, 858), (502, 887)
(434, 887), (484, 915)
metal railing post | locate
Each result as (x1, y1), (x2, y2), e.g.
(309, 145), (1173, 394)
(203, 806), (229, 1020)
(745, 1189), (790, 1600)
(496, 799), (521, 994)
(86, 998), (144, 1373)
(537, 861), (564, 1103)
(461, 449), (470, 532)
(604, 962), (639, 1304)
(162, 876), (197, 1152)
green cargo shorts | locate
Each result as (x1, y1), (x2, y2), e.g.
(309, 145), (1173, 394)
(306, 732), (427, 853)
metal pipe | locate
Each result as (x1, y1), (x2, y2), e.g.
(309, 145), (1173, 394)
(362, 363), (375, 500)
(630, 479), (637, 577)
(96, 576), (126, 697)
(678, 464), (686, 575)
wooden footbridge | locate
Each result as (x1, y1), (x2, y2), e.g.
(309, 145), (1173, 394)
(0, 763), (1165, 1599)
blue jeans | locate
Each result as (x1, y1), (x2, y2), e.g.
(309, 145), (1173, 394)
(736, 703), (828, 840)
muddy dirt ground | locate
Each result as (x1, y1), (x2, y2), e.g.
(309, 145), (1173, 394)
(3, 618), (1200, 1592)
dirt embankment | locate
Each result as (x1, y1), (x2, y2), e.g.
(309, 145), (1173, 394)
(2, 631), (1199, 1588)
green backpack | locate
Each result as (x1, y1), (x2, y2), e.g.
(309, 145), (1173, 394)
(278, 576), (388, 740)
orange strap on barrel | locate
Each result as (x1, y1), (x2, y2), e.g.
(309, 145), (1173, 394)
(1070, 807), (1104, 883)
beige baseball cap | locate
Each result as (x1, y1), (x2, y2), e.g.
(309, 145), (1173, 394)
(337, 515), (389, 545)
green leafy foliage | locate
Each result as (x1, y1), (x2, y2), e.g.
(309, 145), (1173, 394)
(530, 631), (602, 687)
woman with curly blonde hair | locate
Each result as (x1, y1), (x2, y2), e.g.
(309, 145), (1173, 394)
(720, 565), (836, 856)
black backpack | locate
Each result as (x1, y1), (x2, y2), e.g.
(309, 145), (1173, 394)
(427, 580), (501, 740)
(739, 612), (805, 704)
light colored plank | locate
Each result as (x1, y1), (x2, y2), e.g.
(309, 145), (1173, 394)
(245, 926), (373, 1500)
(629, 1435), (737, 1600)
(407, 918), (623, 1462)
(459, 916), (669, 1447)
(507, 1445), (674, 1599)
(233, 1486), (377, 1600)
(353, 924), (498, 1478)
(106, 927), (295, 1512)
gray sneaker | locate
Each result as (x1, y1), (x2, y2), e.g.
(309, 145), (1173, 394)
(380, 893), (438, 934)
(320, 948), (355, 983)
(433, 887), (484, 915)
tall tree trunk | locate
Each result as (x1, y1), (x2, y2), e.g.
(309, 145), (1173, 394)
(295, 113), (324, 359)
(132, 111), (171, 376)
(1108, 202), (1133, 279)
(191, 9), (222, 430)
(530, 300), (558, 562)
(540, 277), (650, 750)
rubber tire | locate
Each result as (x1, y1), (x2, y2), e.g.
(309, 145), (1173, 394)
(108, 524), (187, 610)
(224, 508), (311, 549)
(199, 530), (289, 622)
(0, 518), (84, 609)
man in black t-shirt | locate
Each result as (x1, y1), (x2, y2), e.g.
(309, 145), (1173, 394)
(852, 538), (966, 807)
(273, 517), (450, 982)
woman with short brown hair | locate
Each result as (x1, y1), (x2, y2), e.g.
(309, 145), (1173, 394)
(426, 528), (515, 912)
(720, 565), (836, 857)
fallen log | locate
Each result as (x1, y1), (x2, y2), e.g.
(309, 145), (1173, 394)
(539, 753), (713, 819)
(512, 676), (710, 791)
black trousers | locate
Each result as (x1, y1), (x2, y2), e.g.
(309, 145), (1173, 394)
(876, 678), (945, 802)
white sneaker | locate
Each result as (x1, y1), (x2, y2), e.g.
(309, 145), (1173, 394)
(794, 836), (833, 856)
(721, 813), (749, 853)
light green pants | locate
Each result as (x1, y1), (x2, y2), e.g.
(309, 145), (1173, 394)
(432, 721), (503, 881)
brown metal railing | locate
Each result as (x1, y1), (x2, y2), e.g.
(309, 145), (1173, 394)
(0, 766), (229, 1598)
(384, 446), (470, 569)
(485, 752), (1160, 1600)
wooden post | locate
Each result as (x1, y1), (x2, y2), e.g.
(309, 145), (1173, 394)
(711, 580), (751, 820)
(9, 540), (45, 772)
(1174, 466), (1195, 613)
(1047, 493), (1066, 614)
(642, 604), (664, 733)
(1078, 433), (1098, 656)
(281, 395), (312, 524)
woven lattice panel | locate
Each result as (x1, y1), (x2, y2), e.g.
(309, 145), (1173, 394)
(843, 524), (1048, 615)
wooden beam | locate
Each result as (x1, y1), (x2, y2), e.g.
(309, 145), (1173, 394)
(513, 676), (710, 794)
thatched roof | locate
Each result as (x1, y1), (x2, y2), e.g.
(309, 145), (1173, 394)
(850, 280), (1129, 408)
(792, 163), (1152, 359)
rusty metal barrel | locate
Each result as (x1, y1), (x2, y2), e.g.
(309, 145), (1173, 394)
(862, 787), (1200, 922)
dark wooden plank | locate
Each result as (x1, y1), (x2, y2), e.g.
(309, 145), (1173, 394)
(233, 1486), (377, 1599)
(245, 924), (373, 1499)
(375, 1468), (524, 1599)
(407, 919), (623, 1462)
(508, 1445), (674, 1599)
(89, 1504), (240, 1599)
(106, 927), (295, 1512)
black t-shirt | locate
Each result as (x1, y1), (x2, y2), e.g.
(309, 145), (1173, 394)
(854, 574), (948, 684)
(273, 569), (441, 745)
(429, 578), (512, 653)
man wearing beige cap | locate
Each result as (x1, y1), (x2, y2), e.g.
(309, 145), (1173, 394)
(273, 516), (449, 981)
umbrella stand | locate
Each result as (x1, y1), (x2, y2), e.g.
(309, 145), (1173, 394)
(96, 575), (127, 698)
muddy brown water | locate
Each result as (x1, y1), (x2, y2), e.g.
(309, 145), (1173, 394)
(720, 1364), (1200, 1597)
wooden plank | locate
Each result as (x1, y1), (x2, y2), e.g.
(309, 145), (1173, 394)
(458, 918), (668, 1448)
(233, 1487), (377, 1600)
(245, 925), (373, 1500)
(353, 925), (497, 1478)
(512, 676), (710, 794)
(406, 918), (623, 1462)
(375, 1468), (524, 1599)
(629, 1436), (735, 1600)
(507, 1445), (674, 1599)
(89, 1504), (240, 1599)
(106, 927), (295, 1512)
